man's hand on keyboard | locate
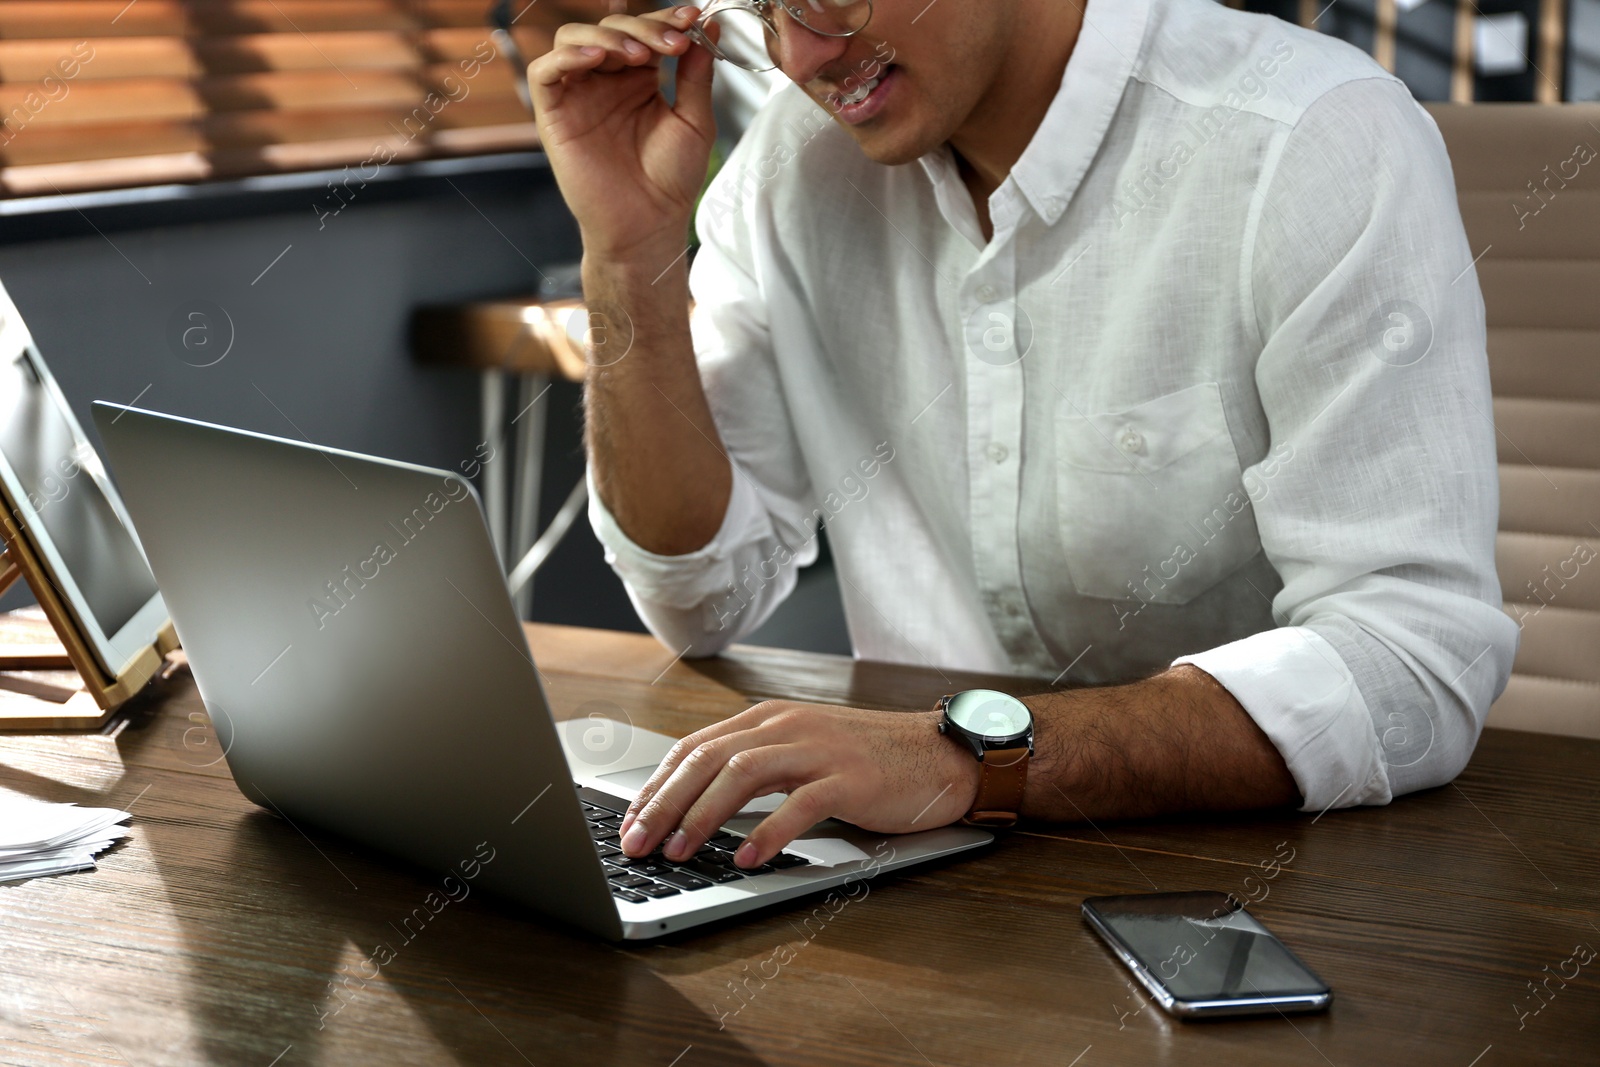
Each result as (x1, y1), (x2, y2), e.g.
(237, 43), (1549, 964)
(617, 702), (982, 868)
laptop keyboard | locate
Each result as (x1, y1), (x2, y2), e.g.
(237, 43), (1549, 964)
(578, 787), (811, 904)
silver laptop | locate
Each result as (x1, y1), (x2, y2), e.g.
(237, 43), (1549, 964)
(92, 403), (991, 940)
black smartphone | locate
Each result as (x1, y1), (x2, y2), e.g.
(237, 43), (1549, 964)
(1082, 891), (1332, 1018)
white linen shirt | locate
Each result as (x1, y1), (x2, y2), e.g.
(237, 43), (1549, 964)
(589, 0), (1519, 811)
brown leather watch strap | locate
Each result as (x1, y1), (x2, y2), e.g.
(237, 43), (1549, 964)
(962, 745), (1030, 828)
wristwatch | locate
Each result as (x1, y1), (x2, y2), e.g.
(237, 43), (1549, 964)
(936, 689), (1034, 828)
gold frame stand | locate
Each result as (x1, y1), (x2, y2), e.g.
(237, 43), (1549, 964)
(0, 508), (177, 730)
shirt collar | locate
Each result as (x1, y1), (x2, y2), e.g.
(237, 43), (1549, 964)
(917, 0), (1152, 229)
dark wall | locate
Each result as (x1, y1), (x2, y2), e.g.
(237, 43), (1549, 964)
(2, 166), (563, 474)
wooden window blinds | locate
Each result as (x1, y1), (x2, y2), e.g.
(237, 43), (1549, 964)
(0, 1), (632, 199)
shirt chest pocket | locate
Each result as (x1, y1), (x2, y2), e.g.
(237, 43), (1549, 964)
(1055, 382), (1261, 605)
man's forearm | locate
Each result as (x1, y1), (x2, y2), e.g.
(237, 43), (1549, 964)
(582, 254), (732, 556)
(1022, 665), (1301, 821)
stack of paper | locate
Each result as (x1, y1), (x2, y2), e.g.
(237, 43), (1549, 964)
(0, 787), (131, 883)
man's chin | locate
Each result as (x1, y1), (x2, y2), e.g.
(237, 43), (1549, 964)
(843, 122), (940, 167)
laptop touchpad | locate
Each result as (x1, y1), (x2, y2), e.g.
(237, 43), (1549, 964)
(559, 717), (677, 776)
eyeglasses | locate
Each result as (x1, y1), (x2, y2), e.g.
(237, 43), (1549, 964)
(683, 0), (875, 73)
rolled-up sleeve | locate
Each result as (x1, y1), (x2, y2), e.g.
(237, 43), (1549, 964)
(1174, 78), (1519, 811)
(588, 134), (821, 657)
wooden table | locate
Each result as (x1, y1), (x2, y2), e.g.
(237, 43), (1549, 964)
(1, 624), (1596, 1066)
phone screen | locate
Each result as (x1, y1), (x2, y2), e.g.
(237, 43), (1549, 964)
(1083, 892), (1330, 1013)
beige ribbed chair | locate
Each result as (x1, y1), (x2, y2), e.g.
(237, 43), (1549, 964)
(1427, 103), (1600, 739)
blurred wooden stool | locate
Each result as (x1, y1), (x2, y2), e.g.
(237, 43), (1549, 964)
(412, 295), (591, 615)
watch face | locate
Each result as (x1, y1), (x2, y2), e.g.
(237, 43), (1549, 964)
(946, 689), (1031, 744)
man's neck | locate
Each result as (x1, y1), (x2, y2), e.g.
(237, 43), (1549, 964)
(949, 5), (1085, 241)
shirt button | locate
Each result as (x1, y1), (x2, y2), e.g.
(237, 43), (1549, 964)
(977, 284), (999, 303)
(986, 442), (1009, 464)
(1119, 427), (1144, 454)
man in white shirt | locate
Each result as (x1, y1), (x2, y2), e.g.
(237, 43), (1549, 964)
(529, 0), (1517, 870)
